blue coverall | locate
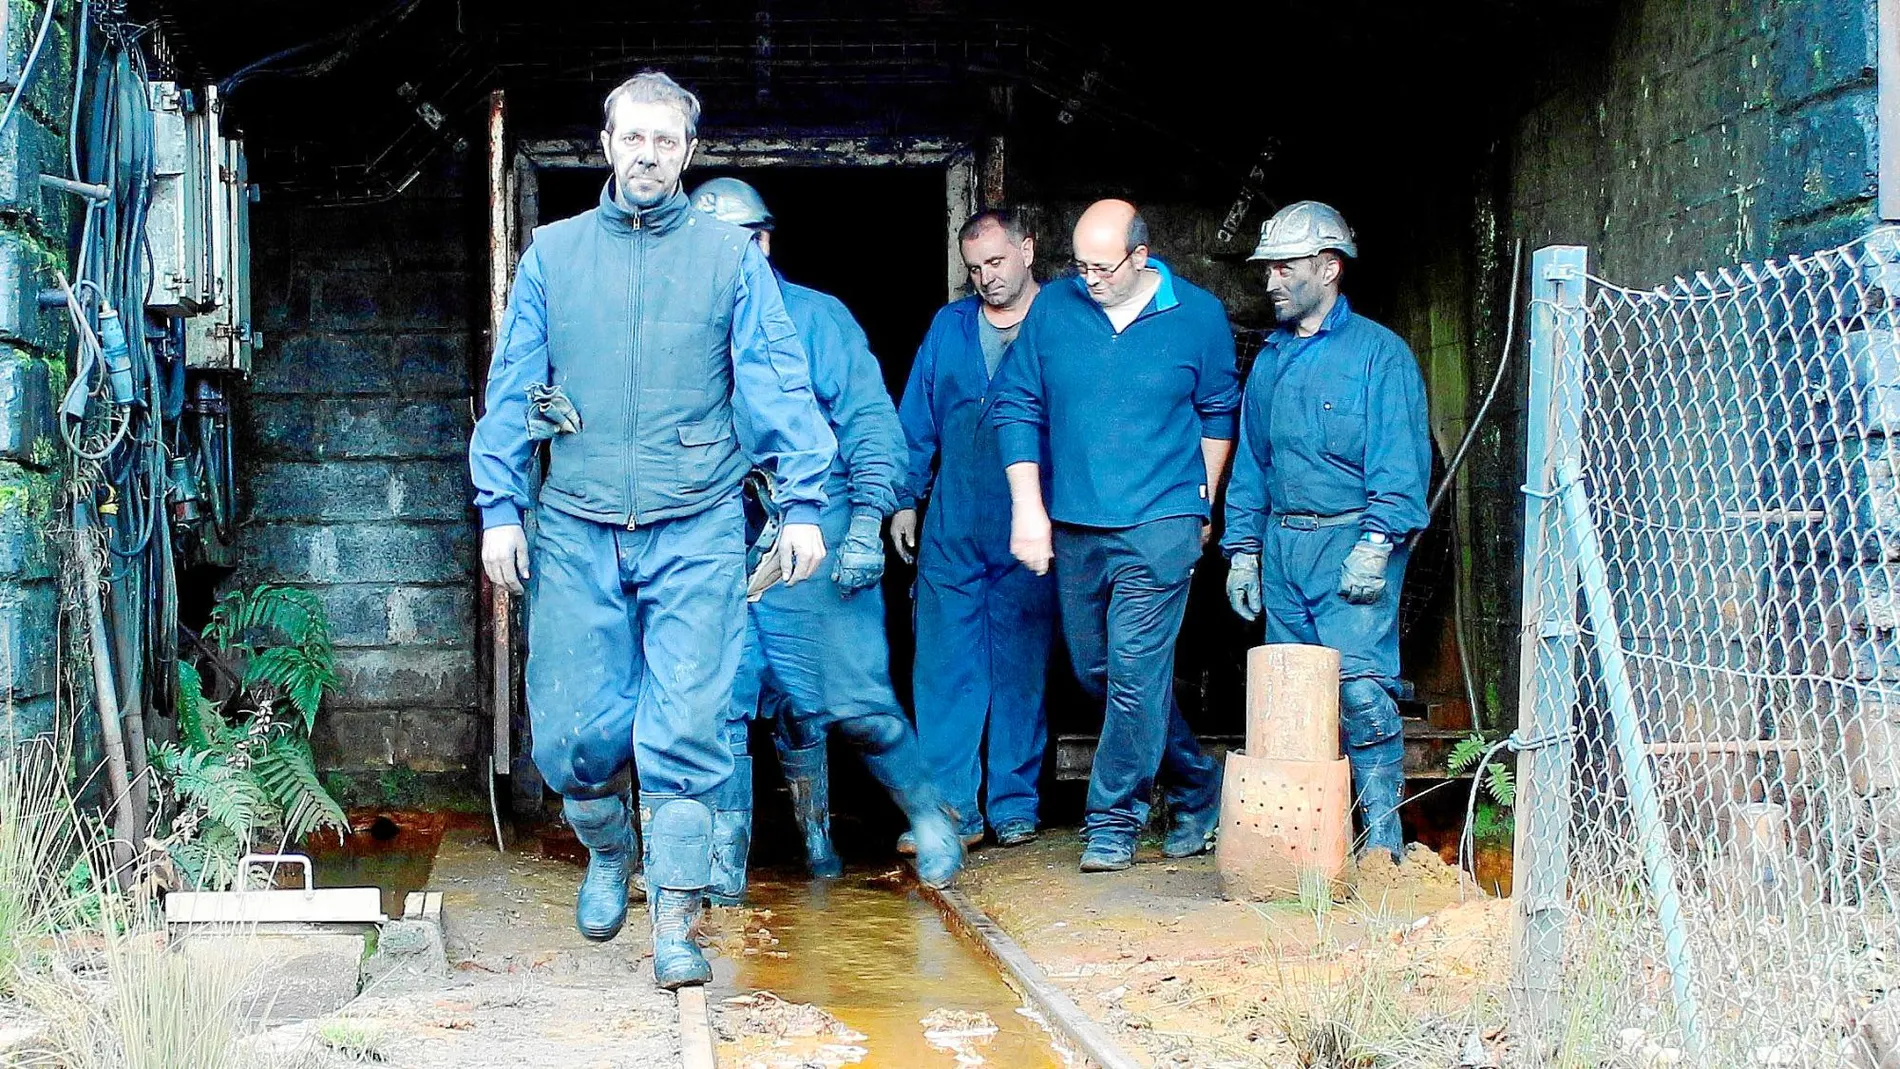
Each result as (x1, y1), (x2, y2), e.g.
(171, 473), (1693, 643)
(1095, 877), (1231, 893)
(1221, 294), (1431, 856)
(714, 275), (907, 899)
(468, 184), (834, 838)
(992, 262), (1238, 848)
(897, 298), (1057, 839)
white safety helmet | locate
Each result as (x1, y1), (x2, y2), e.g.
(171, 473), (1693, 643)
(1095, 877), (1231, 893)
(690, 177), (774, 230)
(1248, 200), (1357, 262)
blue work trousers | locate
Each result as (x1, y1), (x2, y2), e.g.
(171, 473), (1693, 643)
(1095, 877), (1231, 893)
(912, 547), (1055, 835)
(1053, 516), (1221, 842)
(526, 498), (745, 804)
(1258, 520), (1411, 759)
(728, 503), (904, 738)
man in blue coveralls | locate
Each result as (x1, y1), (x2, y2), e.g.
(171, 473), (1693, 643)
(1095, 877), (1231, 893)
(469, 72), (836, 989)
(891, 209), (1057, 851)
(1221, 201), (1430, 863)
(689, 178), (967, 900)
(992, 200), (1237, 874)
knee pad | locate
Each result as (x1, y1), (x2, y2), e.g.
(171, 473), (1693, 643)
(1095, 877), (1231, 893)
(832, 711), (908, 754)
(1340, 678), (1402, 751)
(640, 795), (713, 891)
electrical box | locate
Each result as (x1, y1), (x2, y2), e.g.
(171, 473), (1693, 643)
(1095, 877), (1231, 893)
(149, 83), (258, 373)
(146, 81), (212, 315)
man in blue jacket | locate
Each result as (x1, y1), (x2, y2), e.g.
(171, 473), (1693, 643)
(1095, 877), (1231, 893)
(690, 178), (966, 899)
(1221, 201), (1431, 862)
(892, 209), (1057, 851)
(992, 200), (1237, 873)
(468, 73), (835, 989)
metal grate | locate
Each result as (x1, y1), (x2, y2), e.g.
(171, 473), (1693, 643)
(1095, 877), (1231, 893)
(1510, 232), (1900, 1065)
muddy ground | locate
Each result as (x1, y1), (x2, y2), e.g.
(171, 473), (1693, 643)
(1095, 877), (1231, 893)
(256, 825), (685, 1068)
(956, 830), (1513, 1068)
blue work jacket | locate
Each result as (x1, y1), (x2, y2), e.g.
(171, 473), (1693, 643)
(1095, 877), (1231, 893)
(1221, 295), (1431, 555)
(897, 297), (1047, 564)
(776, 275), (903, 518)
(469, 182), (835, 530)
(991, 261), (1240, 528)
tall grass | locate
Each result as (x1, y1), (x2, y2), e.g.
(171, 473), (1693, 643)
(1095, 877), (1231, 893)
(0, 739), (88, 992)
(0, 741), (323, 1068)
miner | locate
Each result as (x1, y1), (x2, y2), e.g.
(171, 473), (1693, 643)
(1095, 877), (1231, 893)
(990, 199), (1234, 873)
(1222, 200), (1430, 862)
(468, 72), (835, 988)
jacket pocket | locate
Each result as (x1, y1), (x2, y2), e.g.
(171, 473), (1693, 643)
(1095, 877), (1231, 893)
(677, 413), (736, 489)
(1319, 398), (1365, 464)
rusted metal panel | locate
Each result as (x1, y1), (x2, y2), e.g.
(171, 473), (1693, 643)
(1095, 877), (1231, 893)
(485, 90), (517, 776)
(521, 134), (965, 170)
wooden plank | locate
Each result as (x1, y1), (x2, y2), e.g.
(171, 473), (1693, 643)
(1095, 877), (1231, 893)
(920, 883), (1143, 1069)
(677, 985), (718, 1069)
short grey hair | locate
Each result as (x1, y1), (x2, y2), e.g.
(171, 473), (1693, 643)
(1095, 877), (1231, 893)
(602, 70), (702, 140)
(1125, 212), (1150, 254)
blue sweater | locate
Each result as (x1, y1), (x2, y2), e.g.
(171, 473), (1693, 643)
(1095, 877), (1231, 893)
(990, 261), (1240, 528)
(1221, 295), (1430, 555)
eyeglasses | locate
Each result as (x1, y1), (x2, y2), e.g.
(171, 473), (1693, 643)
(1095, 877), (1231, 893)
(1071, 250), (1134, 279)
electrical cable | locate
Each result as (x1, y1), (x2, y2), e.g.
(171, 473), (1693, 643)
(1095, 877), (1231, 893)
(1423, 239), (1525, 732)
(1427, 239), (1524, 520)
(0, 0), (59, 141)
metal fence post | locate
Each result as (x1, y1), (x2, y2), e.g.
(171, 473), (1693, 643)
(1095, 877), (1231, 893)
(1512, 244), (1588, 1044)
(1557, 455), (1704, 1053)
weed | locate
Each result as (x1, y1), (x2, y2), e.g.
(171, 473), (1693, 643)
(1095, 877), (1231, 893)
(0, 739), (87, 991)
(316, 1017), (388, 1062)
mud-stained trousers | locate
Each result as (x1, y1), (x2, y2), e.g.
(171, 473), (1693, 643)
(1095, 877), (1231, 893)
(1257, 517), (1412, 854)
(526, 497), (745, 809)
(1052, 515), (1222, 844)
(912, 540), (1056, 838)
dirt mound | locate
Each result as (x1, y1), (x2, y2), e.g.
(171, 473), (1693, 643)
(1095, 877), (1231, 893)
(1345, 843), (1481, 914)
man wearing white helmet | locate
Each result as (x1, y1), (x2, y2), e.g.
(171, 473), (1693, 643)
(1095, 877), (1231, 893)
(1220, 200), (1430, 863)
(689, 177), (967, 899)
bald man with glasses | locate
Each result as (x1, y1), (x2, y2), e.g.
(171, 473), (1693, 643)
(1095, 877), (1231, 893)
(990, 199), (1239, 873)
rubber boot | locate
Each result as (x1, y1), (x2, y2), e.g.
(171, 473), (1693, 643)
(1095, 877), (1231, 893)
(630, 798), (649, 902)
(643, 794), (714, 989)
(1350, 753), (1406, 860)
(775, 736), (844, 878)
(708, 756), (754, 905)
(834, 712), (964, 888)
(562, 794), (633, 943)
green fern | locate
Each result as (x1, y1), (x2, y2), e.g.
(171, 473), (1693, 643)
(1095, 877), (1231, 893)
(1448, 732), (1516, 810)
(154, 583), (349, 890)
(206, 584), (331, 652)
(256, 736), (347, 845)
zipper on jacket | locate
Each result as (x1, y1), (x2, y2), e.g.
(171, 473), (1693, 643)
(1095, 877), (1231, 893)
(634, 206), (649, 527)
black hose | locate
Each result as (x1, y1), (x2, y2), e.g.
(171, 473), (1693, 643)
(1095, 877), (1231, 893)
(1426, 239), (1524, 519)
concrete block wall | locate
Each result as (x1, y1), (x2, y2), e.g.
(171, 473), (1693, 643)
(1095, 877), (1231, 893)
(0, 0), (71, 750)
(241, 161), (483, 776)
(1469, 0), (1885, 730)
(1511, 0), (1878, 285)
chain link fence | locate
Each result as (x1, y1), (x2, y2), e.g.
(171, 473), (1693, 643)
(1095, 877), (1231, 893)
(1512, 232), (1900, 1066)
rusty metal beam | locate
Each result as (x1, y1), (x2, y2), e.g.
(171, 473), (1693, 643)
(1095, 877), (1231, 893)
(521, 134), (965, 170)
(484, 90), (517, 799)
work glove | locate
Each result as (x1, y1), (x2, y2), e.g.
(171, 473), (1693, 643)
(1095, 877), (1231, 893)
(832, 509), (887, 595)
(525, 383), (582, 440)
(1226, 552), (1261, 621)
(1338, 537), (1393, 605)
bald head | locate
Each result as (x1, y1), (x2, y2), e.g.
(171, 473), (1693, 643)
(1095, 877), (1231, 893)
(1073, 199), (1151, 308)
